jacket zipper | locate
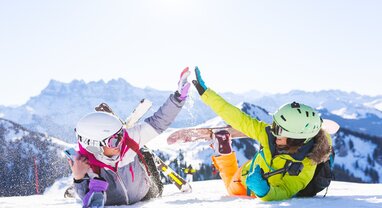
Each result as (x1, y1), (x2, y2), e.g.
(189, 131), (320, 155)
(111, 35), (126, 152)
(116, 172), (129, 203)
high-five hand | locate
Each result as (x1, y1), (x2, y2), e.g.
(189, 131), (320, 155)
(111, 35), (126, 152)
(192, 66), (207, 95)
(176, 67), (191, 101)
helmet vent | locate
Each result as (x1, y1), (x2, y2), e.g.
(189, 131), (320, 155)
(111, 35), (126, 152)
(305, 111), (309, 117)
(297, 109), (302, 114)
(281, 115), (287, 121)
(312, 112), (315, 116)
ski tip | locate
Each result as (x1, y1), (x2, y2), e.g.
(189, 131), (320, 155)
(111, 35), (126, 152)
(322, 119), (340, 134)
(167, 140), (176, 145)
(180, 183), (192, 193)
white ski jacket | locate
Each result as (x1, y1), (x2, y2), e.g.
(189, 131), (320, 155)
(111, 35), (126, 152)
(74, 93), (185, 206)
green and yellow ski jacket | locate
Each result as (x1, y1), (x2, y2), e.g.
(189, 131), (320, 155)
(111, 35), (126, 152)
(201, 88), (332, 201)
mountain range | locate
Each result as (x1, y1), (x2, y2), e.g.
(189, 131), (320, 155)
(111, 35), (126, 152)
(1, 79), (381, 141)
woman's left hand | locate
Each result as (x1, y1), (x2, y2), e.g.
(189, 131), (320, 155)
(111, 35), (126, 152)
(176, 67), (191, 101)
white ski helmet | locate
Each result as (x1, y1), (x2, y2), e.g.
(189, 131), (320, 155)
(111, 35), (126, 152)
(76, 112), (123, 155)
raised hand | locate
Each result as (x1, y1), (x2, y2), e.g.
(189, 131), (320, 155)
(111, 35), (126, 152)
(176, 67), (191, 101)
(192, 66), (207, 95)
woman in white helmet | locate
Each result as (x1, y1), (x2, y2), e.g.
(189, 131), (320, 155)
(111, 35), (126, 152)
(192, 67), (334, 201)
(69, 67), (191, 207)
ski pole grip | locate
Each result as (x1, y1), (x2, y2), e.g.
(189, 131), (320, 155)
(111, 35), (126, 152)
(262, 167), (287, 179)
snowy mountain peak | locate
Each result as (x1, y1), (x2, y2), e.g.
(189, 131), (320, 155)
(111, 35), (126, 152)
(42, 79), (86, 95)
(41, 78), (136, 97)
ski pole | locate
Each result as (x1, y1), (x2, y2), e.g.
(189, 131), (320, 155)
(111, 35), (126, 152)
(262, 161), (304, 179)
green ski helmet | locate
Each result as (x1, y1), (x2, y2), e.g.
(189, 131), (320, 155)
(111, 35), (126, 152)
(272, 102), (322, 142)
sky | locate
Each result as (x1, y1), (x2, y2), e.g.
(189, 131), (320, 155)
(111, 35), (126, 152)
(0, 0), (381, 106)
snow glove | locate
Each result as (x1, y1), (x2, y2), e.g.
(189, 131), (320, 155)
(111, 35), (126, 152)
(192, 66), (207, 95)
(82, 178), (109, 208)
(175, 67), (191, 101)
(246, 165), (270, 197)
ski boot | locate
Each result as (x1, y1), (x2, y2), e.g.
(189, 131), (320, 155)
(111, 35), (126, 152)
(211, 129), (232, 155)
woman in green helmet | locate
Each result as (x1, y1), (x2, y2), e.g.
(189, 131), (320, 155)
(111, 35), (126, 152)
(192, 67), (333, 201)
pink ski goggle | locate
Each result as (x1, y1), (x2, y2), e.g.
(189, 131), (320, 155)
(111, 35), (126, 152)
(104, 129), (124, 148)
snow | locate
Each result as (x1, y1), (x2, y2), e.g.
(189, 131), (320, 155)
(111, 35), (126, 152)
(49, 136), (74, 148)
(0, 120), (28, 142)
(1, 178), (381, 208)
(365, 99), (382, 112)
(331, 107), (358, 119)
(333, 133), (382, 183)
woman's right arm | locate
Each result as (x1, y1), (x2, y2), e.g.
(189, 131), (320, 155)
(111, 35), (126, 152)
(192, 67), (268, 140)
(201, 88), (268, 140)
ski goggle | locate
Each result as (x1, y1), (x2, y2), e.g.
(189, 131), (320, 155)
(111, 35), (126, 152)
(271, 122), (285, 137)
(271, 122), (312, 144)
(103, 128), (124, 148)
(76, 128), (125, 155)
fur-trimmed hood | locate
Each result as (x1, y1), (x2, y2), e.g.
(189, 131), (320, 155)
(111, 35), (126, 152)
(307, 129), (332, 164)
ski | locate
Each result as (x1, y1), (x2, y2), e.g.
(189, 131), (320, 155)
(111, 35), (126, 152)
(322, 119), (340, 134)
(125, 99), (152, 128)
(152, 153), (192, 193)
(95, 99), (152, 128)
(167, 126), (248, 145)
(167, 119), (340, 145)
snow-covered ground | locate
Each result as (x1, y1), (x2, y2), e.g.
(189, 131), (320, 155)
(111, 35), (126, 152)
(1, 178), (381, 208)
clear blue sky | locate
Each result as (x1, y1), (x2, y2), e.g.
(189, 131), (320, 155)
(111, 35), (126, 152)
(0, 0), (381, 106)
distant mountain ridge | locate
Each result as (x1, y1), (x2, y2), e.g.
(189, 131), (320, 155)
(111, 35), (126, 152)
(0, 78), (380, 139)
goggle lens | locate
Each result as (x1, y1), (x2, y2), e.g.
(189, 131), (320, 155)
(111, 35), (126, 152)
(106, 129), (123, 148)
(272, 122), (283, 136)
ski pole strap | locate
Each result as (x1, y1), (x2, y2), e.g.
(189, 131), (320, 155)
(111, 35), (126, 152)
(247, 152), (258, 196)
(323, 186), (329, 197)
(246, 149), (273, 196)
